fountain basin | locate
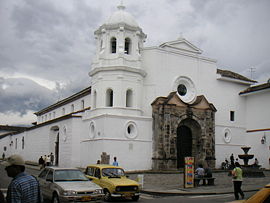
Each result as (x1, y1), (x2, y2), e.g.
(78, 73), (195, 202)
(241, 146), (251, 154)
(238, 154), (254, 159)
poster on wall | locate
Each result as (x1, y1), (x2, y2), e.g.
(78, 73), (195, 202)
(184, 157), (194, 188)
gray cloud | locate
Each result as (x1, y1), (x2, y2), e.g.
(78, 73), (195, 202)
(0, 77), (55, 115)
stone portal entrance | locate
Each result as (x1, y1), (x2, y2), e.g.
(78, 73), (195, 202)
(151, 92), (216, 170)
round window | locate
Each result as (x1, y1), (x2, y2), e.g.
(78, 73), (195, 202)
(173, 76), (197, 104)
(125, 121), (138, 139)
(223, 128), (232, 143)
(177, 84), (187, 96)
(89, 121), (96, 139)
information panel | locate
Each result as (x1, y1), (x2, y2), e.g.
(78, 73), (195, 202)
(184, 157), (194, 188)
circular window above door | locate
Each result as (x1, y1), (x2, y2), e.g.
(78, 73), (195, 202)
(174, 76), (197, 104)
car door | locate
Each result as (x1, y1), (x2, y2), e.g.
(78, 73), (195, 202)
(38, 168), (50, 199)
(45, 169), (55, 199)
(86, 167), (102, 186)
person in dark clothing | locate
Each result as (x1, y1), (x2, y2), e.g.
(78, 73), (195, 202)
(230, 153), (235, 169)
(204, 167), (212, 178)
(38, 156), (45, 170)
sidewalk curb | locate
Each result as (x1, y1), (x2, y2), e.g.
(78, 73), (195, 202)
(141, 188), (260, 196)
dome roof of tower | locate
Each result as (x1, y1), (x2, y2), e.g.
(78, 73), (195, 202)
(105, 5), (139, 27)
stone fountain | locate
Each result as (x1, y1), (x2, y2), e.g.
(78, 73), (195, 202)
(238, 146), (254, 166)
(238, 146), (264, 177)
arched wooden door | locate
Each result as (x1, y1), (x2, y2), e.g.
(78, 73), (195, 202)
(177, 125), (192, 168)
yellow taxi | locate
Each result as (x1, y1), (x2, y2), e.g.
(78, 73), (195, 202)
(84, 164), (140, 201)
(228, 183), (270, 203)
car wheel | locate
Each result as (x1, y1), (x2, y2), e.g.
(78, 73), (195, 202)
(104, 189), (112, 202)
(131, 195), (140, 201)
(52, 193), (60, 203)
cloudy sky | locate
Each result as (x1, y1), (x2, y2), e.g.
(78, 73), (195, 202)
(0, 0), (269, 125)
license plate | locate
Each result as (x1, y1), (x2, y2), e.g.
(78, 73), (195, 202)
(124, 193), (132, 198)
(81, 196), (91, 201)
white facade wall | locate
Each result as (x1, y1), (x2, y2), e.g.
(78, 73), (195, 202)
(141, 48), (217, 116)
(141, 47), (254, 167)
(80, 114), (152, 171)
(244, 90), (270, 169)
(0, 117), (84, 168)
(245, 91), (270, 130)
(37, 94), (91, 124)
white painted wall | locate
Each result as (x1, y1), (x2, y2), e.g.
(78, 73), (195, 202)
(37, 94), (91, 124)
(80, 114), (152, 171)
(245, 90), (270, 130)
(141, 46), (255, 168)
(90, 69), (144, 117)
(244, 90), (270, 169)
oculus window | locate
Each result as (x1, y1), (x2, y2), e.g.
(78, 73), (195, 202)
(174, 76), (197, 104)
(125, 121), (138, 139)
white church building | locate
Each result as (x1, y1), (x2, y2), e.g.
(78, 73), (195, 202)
(1, 5), (270, 171)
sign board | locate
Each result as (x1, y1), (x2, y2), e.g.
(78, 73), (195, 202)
(184, 157), (194, 188)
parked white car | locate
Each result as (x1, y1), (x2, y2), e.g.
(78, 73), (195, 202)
(37, 167), (104, 202)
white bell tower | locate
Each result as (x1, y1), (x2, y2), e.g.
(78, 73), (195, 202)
(89, 4), (147, 116)
(85, 4), (152, 171)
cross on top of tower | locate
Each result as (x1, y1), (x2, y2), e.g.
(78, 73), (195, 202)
(117, 0), (125, 10)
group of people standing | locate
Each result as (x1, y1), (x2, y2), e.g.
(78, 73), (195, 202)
(38, 152), (54, 169)
(194, 163), (213, 179)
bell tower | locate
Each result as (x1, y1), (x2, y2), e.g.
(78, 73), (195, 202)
(89, 4), (147, 116)
(92, 4), (146, 69)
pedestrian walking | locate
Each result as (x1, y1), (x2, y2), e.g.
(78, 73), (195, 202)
(50, 152), (54, 166)
(232, 162), (244, 200)
(112, 157), (119, 166)
(3, 154), (43, 203)
(38, 156), (45, 170)
(45, 155), (50, 166)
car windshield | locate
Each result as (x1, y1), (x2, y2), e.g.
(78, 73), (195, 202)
(102, 168), (125, 177)
(54, 170), (89, 182)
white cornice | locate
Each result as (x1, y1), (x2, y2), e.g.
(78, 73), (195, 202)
(142, 46), (217, 63)
(89, 66), (147, 77)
